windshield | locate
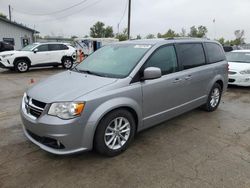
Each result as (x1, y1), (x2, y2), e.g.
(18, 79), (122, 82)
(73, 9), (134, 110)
(20, 44), (38, 51)
(226, 52), (250, 63)
(75, 44), (152, 78)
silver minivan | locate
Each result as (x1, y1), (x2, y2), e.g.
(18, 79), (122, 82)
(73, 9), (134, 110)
(20, 38), (228, 156)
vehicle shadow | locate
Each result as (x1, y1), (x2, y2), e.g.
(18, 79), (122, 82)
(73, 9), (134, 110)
(0, 67), (65, 74)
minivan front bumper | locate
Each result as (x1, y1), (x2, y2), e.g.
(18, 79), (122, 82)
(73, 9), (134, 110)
(20, 107), (92, 155)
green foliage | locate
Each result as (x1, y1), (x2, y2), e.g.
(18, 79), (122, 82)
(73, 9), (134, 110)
(217, 37), (225, 45)
(0, 12), (7, 19)
(188, 25), (208, 38)
(104, 26), (114, 38)
(136, 35), (142, 39)
(90, 21), (114, 38)
(157, 29), (180, 38)
(145, 34), (155, 39)
(116, 28), (128, 41)
(71, 35), (78, 39)
(217, 30), (245, 46)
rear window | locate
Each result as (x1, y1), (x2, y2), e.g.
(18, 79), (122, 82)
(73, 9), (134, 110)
(205, 43), (226, 63)
(177, 43), (206, 70)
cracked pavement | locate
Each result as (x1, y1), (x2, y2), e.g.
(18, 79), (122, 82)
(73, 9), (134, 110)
(0, 68), (250, 188)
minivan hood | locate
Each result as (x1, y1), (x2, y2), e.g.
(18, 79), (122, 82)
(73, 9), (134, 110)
(27, 71), (117, 103)
(228, 62), (250, 71)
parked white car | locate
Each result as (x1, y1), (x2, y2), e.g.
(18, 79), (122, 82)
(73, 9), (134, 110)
(227, 50), (250, 86)
(0, 42), (76, 72)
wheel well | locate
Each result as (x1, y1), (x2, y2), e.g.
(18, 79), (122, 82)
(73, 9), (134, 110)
(61, 56), (73, 63)
(14, 57), (31, 66)
(96, 106), (139, 132)
(215, 80), (223, 90)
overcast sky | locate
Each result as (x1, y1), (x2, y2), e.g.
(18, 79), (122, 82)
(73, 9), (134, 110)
(0, 0), (250, 42)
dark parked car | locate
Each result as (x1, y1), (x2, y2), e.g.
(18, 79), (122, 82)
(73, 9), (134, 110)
(223, 46), (233, 52)
(0, 41), (14, 52)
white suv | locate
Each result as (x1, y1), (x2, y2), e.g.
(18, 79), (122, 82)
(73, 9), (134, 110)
(0, 42), (76, 72)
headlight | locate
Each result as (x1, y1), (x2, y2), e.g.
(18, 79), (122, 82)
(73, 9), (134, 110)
(23, 92), (28, 103)
(48, 102), (85, 119)
(240, 70), (250, 74)
(2, 54), (14, 58)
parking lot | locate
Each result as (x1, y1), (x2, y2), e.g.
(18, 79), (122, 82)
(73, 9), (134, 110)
(0, 68), (250, 188)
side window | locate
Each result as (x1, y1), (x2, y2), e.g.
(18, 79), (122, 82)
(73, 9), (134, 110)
(144, 45), (178, 75)
(205, 43), (226, 63)
(49, 44), (61, 51)
(37, 44), (49, 52)
(61, 44), (69, 50)
(177, 43), (206, 70)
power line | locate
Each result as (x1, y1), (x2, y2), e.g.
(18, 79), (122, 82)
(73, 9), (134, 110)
(13, 0), (89, 16)
(36, 0), (103, 23)
(118, 0), (128, 27)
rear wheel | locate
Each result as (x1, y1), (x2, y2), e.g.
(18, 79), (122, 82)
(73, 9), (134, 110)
(202, 83), (222, 112)
(62, 57), (73, 69)
(94, 109), (136, 157)
(15, 59), (29, 73)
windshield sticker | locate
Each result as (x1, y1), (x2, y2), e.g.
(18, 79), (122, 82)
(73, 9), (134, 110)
(134, 45), (151, 49)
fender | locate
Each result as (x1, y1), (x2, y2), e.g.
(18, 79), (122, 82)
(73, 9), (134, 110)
(14, 56), (31, 65)
(81, 97), (143, 149)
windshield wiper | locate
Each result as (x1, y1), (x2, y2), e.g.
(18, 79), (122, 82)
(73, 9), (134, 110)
(73, 68), (105, 77)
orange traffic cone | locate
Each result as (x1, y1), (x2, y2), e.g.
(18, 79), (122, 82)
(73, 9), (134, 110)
(30, 78), (35, 84)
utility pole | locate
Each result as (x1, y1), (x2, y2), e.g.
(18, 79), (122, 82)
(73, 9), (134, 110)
(8, 5), (12, 21)
(127, 0), (131, 40)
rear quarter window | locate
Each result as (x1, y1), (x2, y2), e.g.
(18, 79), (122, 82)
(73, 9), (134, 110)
(205, 43), (226, 63)
(176, 43), (206, 70)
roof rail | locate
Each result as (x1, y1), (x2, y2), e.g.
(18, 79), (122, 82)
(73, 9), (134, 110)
(165, 37), (210, 40)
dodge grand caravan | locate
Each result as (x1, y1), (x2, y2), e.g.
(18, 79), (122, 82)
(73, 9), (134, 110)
(20, 38), (228, 156)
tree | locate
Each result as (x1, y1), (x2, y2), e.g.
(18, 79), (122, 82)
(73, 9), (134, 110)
(234, 30), (245, 45)
(116, 28), (128, 41)
(0, 12), (7, 19)
(158, 29), (180, 38)
(104, 26), (114, 38)
(180, 28), (186, 37)
(188, 25), (208, 38)
(90, 21), (114, 38)
(145, 34), (155, 39)
(136, 35), (142, 39)
(71, 35), (78, 39)
(217, 37), (225, 45)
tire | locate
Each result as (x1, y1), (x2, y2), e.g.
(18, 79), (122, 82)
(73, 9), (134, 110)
(94, 109), (136, 157)
(62, 57), (73, 69)
(14, 59), (29, 73)
(202, 83), (222, 112)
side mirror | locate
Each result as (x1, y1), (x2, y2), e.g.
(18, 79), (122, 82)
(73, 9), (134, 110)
(33, 48), (38, 53)
(143, 67), (162, 80)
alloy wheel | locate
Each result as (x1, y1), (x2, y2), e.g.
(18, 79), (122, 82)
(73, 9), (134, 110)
(210, 88), (220, 108)
(17, 62), (28, 72)
(104, 117), (131, 150)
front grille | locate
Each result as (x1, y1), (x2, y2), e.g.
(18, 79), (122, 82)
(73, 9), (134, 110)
(32, 99), (46, 109)
(229, 71), (237, 75)
(229, 79), (235, 83)
(27, 129), (65, 149)
(25, 96), (46, 119)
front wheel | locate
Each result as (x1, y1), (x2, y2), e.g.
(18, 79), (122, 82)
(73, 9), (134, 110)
(202, 83), (222, 112)
(94, 109), (136, 157)
(15, 59), (29, 73)
(62, 57), (73, 69)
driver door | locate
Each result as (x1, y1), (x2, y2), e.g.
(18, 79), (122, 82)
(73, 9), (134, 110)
(142, 45), (188, 128)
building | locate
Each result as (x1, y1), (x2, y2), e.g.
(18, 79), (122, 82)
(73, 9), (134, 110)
(0, 17), (39, 50)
